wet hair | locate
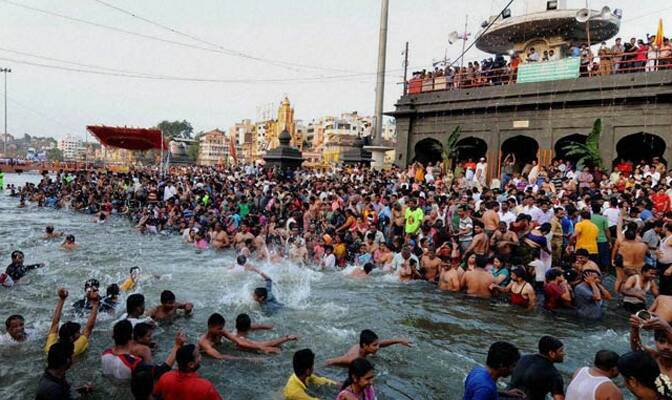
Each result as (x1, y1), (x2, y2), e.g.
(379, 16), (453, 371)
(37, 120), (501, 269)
(5, 314), (24, 329)
(235, 313), (251, 332)
(545, 268), (563, 282)
(10, 250), (23, 260)
(46, 225), (54, 234)
(160, 290), (176, 304)
(594, 350), (619, 371)
(359, 329), (379, 347)
(130, 266), (140, 275)
(113, 320), (133, 346)
(133, 322), (153, 341)
(642, 264), (656, 273)
(486, 341), (520, 369)
(538, 336), (563, 355)
(131, 365), (155, 400)
(58, 321), (81, 343)
(47, 341), (74, 370)
(237, 255), (247, 266)
(126, 294), (145, 315)
(511, 266), (526, 280)
(84, 278), (100, 290)
(254, 287), (268, 301)
(475, 255), (489, 269)
(618, 351), (672, 397)
(293, 348), (315, 377)
(625, 226), (637, 240)
(66, 234), (75, 242)
(341, 358), (375, 391)
(106, 284), (120, 297)
(207, 313), (225, 327)
(176, 344), (197, 372)
(363, 263), (375, 274)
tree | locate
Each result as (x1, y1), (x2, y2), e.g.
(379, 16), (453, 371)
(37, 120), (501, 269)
(441, 126), (472, 173)
(47, 148), (63, 161)
(156, 120), (194, 140)
(563, 118), (604, 170)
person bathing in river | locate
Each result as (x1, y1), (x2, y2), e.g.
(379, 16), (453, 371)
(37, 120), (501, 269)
(490, 267), (537, 311)
(650, 295), (672, 323)
(461, 255), (496, 299)
(120, 266), (141, 292)
(350, 262), (375, 279)
(1, 250), (45, 287)
(2, 314), (28, 344)
(420, 247), (441, 282)
(233, 313), (297, 352)
(283, 348), (337, 400)
(60, 234), (79, 251)
(247, 265), (284, 315)
(324, 329), (412, 367)
(42, 225), (64, 240)
(439, 257), (463, 292)
(630, 313), (672, 380)
(147, 290), (193, 322)
(198, 313), (275, 359)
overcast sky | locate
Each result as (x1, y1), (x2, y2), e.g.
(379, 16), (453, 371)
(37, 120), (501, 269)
(1, 0), (671, 139)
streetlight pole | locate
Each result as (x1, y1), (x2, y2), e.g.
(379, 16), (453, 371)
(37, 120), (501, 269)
(1, 67), (11, 156)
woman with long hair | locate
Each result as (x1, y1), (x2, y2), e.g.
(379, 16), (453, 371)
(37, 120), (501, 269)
(337, 358), (376, 400)
(618, 351), (672, 399)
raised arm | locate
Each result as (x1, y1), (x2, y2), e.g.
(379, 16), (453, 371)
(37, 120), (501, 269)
(48, 288), (68, 335)
(163, 332), (186, 367)
(81, 296), (100, 338)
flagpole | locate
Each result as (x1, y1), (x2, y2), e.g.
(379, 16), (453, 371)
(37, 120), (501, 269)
(459, 15), (469, 72)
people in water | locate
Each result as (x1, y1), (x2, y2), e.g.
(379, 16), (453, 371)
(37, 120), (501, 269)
(147, 290), (193, 322)
(45, 288), (99, 357)
(325, 329), (412, 367)
(1, 250), (45, 287)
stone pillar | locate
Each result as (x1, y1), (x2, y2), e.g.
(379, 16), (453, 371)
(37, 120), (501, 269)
(394, 117), (412, 167)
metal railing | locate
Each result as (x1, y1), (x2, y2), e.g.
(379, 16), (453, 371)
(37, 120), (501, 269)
(406, 51), (672, 94)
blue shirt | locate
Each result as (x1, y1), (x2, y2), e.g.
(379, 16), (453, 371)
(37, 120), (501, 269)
(640, 209), (653, 221)
(464, 367), (498, 400)
(261, 278), (283, 315)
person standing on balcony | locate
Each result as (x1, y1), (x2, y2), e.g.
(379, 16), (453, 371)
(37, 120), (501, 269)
(598, 42), (613, 75)
(526, 47), (540, 63)
(611, 38), (625, 73)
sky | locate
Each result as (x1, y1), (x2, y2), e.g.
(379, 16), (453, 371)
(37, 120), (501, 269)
(1, 0), (671, 140)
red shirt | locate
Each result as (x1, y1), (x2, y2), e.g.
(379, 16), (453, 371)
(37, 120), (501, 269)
(543, 282), (565, 310)
(652, 193), (671, 213)
(154, 371), (222, 400)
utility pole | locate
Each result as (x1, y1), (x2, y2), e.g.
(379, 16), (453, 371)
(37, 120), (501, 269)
(372, 0), (389, 144)
(1, 67), (11, 156)
(459, 15), (469, 72)
(402, 41), (409, 96)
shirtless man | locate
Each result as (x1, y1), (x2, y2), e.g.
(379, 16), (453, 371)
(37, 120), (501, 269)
(651, 295), (672, 323)
(210, 223), (231, 249)
(129, 322), (156, 363)
(324, 329), (412, 367)
(60, 234), (79, 251)
(612, 221), (648, 292)
(399, 258), (421, 281)
(148, 290), (193, 322)
(420, 248), (442, 282)
(490, 222), (519, 260)
(198, 313), (276, 360)
(466, 224), (489, 257)
(42, 225), (64, 240)
(574, 248), (601, 273)
(460, 255), (496, 299)
(234, 223), (255, 250)
(233, 313), (297, 353)
(438, 259), (463, 292)
(350, 263), (374, 279)
(482, 201), (500, 236)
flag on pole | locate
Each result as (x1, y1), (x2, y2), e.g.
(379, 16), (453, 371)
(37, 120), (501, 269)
(655, 18), (664, 48)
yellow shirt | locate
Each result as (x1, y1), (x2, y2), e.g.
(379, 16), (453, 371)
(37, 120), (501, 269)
(283, 373), (336, 400)
(44, 332), (89, 356)
(119, 277), (136, 292)
(575, 219), (599, 254)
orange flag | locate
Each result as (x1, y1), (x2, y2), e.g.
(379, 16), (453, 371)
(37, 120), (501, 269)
(655, 18), (664, 48)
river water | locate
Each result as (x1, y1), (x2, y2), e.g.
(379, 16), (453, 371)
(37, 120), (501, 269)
(0, 173), (644, 399)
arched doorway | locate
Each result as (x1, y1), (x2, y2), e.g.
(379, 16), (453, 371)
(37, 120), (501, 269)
(501, 135), (539, 172)
(455, 137), (488, 163)
(413, 138), (443, 165)
(615, 133), (666, 165)
(554, 134), (587, 165)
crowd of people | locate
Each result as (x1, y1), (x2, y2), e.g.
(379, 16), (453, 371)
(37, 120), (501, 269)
(408, 33), (672, 92)
(3, 153), (672, 398)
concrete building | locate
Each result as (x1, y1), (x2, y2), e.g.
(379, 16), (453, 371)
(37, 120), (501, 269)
(58, 135), (85, 160)
(391, 70), (672, 178)
(197, 129), (228, 166)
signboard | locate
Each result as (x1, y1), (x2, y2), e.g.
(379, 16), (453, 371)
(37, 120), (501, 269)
(517, 58), (580, 84)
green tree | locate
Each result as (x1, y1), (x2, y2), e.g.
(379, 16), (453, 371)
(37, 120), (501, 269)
(47, 148), (63, 161)
(156, 120), (194, 140)
(563, 118), (604, 170)
(441, 126), (472, 173)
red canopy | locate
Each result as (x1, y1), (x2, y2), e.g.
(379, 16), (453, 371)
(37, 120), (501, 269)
(86, 125), (167, 151)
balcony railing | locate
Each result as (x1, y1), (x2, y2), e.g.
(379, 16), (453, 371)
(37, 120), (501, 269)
(406, 51), (672, 94)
